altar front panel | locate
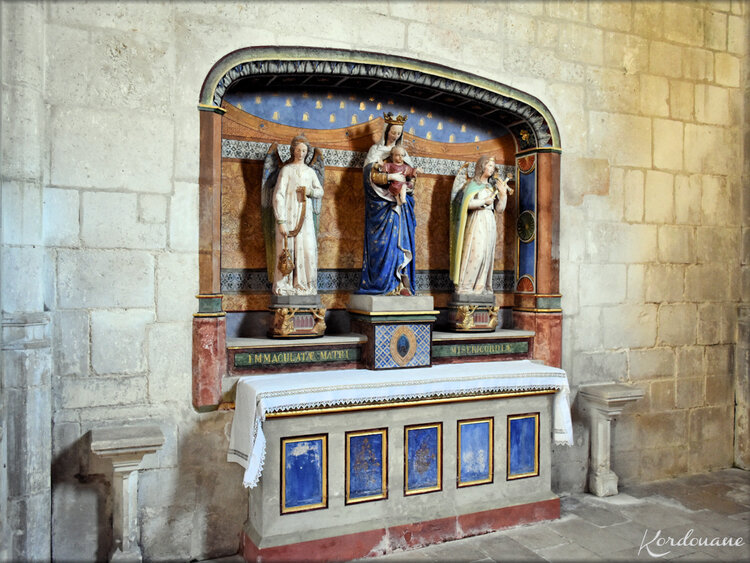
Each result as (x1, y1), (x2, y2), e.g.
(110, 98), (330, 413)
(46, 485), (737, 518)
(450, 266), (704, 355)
(243, 392), (556, 553)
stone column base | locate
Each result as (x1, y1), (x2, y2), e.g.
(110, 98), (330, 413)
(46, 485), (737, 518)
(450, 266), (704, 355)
(588, 469), (619, 497)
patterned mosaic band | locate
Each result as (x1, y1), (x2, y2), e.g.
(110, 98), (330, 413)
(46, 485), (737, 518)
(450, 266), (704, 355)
(220, 268), (515, 294)
(222, 139), (516, 178)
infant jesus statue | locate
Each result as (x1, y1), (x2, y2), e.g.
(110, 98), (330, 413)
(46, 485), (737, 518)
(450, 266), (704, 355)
(376, 146), (423, 206)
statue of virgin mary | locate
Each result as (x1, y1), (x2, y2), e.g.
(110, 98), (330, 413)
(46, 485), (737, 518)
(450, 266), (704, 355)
(357, 113), (418, 296)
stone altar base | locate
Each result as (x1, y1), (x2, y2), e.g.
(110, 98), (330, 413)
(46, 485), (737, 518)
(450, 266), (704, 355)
(240, 391), (558, 562)
(347, 294), (437, 370)
(268, 295), (326, 338)
(447, 293), (500, 332)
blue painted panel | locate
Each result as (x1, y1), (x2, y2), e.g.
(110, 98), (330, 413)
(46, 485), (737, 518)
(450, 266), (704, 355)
(224, 88), (509, 143)
(284, 439), (324, 508)
(349, 433), (384, 499)
(406, 426), (440, 491)
(519, 168), (536, 212)
(459, 421), (491, 483)
(509, 416), (538, 477)
(519, 240), (536, 278)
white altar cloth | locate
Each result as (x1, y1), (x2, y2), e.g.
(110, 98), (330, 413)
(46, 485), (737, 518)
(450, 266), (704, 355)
(227, 360), (574, 488)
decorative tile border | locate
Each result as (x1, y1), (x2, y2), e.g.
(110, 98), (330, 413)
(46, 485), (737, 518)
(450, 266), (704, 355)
(457, 417), (494, 488)
(222, 139), (515, 178)
(345, 429), (388, 505)
(220, 268), (515, 294)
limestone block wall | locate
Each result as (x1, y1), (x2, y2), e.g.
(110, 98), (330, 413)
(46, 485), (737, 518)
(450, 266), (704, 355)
(0, 1), (746, 560)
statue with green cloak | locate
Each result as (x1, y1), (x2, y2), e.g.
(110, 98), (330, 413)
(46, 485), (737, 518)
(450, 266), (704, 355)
(448, 155), (513, 331)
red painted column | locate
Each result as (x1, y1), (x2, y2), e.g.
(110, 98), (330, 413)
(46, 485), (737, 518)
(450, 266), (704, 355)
(192, 314), (226, 410)
(193, 106), (227, 409)
(514, 150), (562, 368)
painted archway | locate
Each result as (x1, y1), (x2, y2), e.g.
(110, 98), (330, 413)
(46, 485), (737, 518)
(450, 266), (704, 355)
(193, 47), (562, 409)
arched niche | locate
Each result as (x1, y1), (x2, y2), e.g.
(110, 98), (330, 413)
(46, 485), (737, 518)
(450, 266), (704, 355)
(192, 47), (562, 409)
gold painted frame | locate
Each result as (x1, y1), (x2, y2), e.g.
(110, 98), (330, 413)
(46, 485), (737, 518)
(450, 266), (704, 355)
(345, 428), (388, 505)
(404, 422), (443, 496)
(506, 413), (540, 480)
(280, 434), (328, 514)
(457, 417), (494, 488)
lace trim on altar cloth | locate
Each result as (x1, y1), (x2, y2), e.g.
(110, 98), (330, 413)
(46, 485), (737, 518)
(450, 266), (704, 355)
(227, 361), (574, 488)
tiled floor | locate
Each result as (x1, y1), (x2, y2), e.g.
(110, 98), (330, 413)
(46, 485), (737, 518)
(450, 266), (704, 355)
(367, 468), (750, 562)
(209, 468), (750, 562)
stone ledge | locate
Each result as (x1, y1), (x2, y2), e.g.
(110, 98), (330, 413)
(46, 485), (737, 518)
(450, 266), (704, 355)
(579, 383), (645, 410)
(347, 294), (435, 313)
(90, 425), (164, 457)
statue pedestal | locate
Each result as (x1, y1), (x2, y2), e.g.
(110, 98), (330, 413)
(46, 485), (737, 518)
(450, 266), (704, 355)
(447, 293), (500, 332)
(579, 383), (645, 497)
(347, 295), (437, 370)
(268, 295), (326, 338)
(90, 425), (165, 562)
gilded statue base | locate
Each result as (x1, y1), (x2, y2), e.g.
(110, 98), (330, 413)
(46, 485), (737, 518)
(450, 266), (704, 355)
(447, 294), (500, 332)
(268, 296), (326, 338)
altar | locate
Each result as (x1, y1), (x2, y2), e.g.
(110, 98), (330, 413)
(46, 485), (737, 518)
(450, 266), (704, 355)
(195, 47), (569, 561)
(228, 360), (573, 560)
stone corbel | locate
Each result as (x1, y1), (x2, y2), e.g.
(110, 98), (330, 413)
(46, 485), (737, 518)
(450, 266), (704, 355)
(579, 383), (645, 497)
(90, 425), (165, 562)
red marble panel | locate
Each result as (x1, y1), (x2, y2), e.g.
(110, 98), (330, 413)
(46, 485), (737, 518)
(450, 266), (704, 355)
(192, 316), (227, 409)
(240, 528), (386, 562)
(458, 498), (560, 536)
(388, 516), (460, 550)
(512, 311), (562, 368)
(239, 497), (559, 561)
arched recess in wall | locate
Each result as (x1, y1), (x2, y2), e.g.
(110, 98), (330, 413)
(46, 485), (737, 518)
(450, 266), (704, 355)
(192, 47), (563, 408)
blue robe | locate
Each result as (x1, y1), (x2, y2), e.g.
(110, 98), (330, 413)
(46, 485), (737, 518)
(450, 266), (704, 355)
(357, 162), (417, 295)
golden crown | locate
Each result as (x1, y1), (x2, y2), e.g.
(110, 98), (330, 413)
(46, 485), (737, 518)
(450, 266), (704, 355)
(383, 112), (408, 125)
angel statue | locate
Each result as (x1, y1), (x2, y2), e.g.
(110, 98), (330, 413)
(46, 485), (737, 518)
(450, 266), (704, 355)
(449, 155), (513, 295)
(261, 135), (325, 296)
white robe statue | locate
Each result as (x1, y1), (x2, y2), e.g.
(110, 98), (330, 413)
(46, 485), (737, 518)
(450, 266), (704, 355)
(271, 141), (324, 295)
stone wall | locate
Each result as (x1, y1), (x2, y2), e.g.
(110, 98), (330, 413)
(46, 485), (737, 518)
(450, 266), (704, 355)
(0, 1), (746, 560)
